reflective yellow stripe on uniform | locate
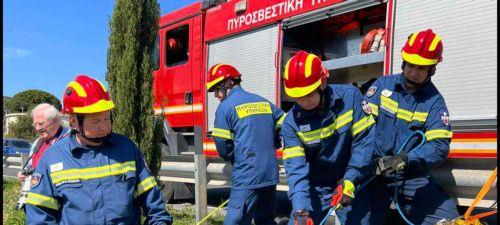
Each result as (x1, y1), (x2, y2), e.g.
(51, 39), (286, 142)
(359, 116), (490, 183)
(136, 176), (157, 197)
(212, 128), (234, 140)
(296, 110), (353, 143)
(425, 129), (453, 141)
(26, 192), (60, 210)
(412, 112), (428, 123)
(276, 113), (287, 130)
(368, 103), (379, 116)
(380, 96), (398, 114)
(352, 115), (375, 136)
(283, 146), (305, 159)
(50, 161), (136, 186)
(379, 96), (429, 123)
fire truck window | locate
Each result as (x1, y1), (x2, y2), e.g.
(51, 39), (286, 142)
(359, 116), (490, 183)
(166, 25), (189, 67)
(153, 36), (160, 70)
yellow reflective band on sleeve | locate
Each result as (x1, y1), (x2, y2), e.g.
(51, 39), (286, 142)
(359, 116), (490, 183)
(368, 103), (379, 116)
(425, 129), (453, 141)
(296, 110), (353, 143)
(212, 128), (234, 140)
(136, 176), (157, 197)
(276, 113), (287, 130)
(283, 146), (305, 159)
(26, 192), (60, 210)
(235, 102), (272, 119)
(50, 161), (136, 186)
(352, 115), (375, 136)
(380, 96), (398, 114)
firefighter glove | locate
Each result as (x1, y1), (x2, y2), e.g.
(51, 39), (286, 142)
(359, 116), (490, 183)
(375, 153), (408, 175)
(293, 210), (314, 225)
(330, 179), (355, 209)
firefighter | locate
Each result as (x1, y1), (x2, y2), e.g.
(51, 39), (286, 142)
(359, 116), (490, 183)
(207, 63), (285, 225)
(25, 75), (173, 225)
(344, 29), (460, 225)
(280, 51), (376, 225)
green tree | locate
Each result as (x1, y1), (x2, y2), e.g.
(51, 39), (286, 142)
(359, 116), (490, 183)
(5, 90), (61, 113)
(8, 115), (37, 141)
(106, 0), (162, 176)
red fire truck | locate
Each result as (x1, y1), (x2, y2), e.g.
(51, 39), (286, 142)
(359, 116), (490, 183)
(153, 0), (497, 208)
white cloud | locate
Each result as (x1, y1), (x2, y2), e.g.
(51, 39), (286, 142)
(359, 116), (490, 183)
(4, 47), (34, 60)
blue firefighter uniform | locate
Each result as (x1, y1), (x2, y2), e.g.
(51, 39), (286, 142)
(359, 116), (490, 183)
(280, 84), (376, 225)
(26, 132), (173, 225)
(342, 74), (459, 225)
(212, 86), (284, 225)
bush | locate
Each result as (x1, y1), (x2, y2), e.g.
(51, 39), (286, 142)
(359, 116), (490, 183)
(8, 115), (36, 142)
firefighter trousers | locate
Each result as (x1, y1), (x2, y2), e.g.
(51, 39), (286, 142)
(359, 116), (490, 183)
(224, 185), (277, 225)
(335, 175), (460, 225)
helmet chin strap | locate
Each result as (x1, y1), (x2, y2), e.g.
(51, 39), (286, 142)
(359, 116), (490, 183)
(75, 114), (112, 145)
(401, 61), (434, 89)
(303, 88), (325, 114)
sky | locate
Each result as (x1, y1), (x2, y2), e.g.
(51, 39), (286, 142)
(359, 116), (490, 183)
(3, 0), (200, 100)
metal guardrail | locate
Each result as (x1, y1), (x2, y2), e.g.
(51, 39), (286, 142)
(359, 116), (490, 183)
(5, 154), (497, 208)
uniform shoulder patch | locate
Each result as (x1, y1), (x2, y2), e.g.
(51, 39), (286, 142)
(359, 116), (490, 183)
(366, 86), (377, 98)
(31, 173), (42, 188)
(440, 112), (450, 126)
(361, 100), (372, 115)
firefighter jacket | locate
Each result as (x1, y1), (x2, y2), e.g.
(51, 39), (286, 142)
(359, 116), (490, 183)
(364, 73), (453, 174)
(212, 86), (285, 190)
(281, 84), (376, 212)
(25, 132), (173, 225)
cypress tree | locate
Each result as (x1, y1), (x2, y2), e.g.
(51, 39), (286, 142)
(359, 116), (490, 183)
(106, 0), (162, 176)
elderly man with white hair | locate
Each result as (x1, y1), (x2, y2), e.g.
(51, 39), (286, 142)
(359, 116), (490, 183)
(17, 103), (69, 181)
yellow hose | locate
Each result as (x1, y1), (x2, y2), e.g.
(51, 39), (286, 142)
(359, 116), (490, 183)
(196, 199), (229, 225)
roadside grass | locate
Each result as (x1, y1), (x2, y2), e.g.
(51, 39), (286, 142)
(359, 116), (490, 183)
(3, 178), (25, 225)
(2, 179), (225, 225)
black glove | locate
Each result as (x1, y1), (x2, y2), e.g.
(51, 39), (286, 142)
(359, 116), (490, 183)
(330, 179), (355, 209)
(375, 153), (408, 175)
(293, 210), (314, 225)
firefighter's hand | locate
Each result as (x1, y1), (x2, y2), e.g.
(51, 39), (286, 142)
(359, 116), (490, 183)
(375, 153), (407, 175)
(293, 210), (314, 225)
(330, 179), (355, 209)
(17, 171), (26, 181)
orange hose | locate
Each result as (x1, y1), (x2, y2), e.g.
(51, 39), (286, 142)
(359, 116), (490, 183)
(464, 167), (497, 225)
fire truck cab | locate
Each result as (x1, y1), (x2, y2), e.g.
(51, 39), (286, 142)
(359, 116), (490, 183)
(153, 0), (497, 208)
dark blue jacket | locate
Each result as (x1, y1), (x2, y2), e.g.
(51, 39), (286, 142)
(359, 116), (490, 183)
(212, 86), (285, 190)
(281, 84), (376, 212)
(364, 73), (453, 173)
(26, 132), (173, 225)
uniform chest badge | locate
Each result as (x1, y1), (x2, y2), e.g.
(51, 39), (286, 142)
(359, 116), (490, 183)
(299, 124), (311, 132)
(440, 112), (450, 126)
(50, 162), (64, 172)
(366, 86), (377, 97)
(381, 89), (393, 97)
(361, 100), (372, 115)
(31, 173), (42, 188)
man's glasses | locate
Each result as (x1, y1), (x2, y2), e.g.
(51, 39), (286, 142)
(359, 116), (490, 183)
(32, 120), (52, 128)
